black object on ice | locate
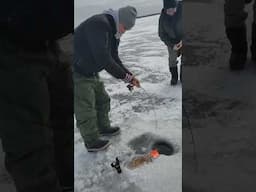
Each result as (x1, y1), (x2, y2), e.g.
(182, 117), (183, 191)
(111, 157), (122, 174)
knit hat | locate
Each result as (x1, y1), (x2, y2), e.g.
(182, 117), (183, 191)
(163, 0), (177, 9)
(118, 6), (137, 30)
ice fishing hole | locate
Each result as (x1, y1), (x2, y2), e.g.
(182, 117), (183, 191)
(151, 140), (174, 156)
(128, 133), (176, 156)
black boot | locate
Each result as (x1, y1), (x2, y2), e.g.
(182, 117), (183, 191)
(251, 22), (256, 62)
(99, 126), (120, 136)
(86, 139), (111, 152)
(170, 66), (178, 85)
(226, 26), (248, 70)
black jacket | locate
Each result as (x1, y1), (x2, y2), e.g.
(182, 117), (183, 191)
(158, 1), (183, 47)
(74, 14), (131, 79)
(1, 0), (73, 41)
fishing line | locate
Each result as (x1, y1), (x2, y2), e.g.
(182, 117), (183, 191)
(140, 86), (159, 130)
(182, 105), (199, 171)
(127, 84), (159, 130)
(136, 12), (161, 19)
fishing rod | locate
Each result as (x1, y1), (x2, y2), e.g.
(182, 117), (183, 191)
(140, 87), (159, 130)
(136, 12), (161, 19)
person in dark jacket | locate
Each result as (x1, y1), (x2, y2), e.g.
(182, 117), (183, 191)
(0, 1), (74, 192)
(159, 0), (183, 85)
(224, 0), (256, 70)
(74, 6), (140, 152)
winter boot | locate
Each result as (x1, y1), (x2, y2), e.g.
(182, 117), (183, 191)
(99, 126), (120, 136)
(170, 66), (178, 85)
(86, 139), (110, 152)
(251, 22), (256, 62)
(226, 26), (248, 70)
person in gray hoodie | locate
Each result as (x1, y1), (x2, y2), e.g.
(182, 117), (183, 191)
(73, 6), (140, 152)
(159, 0), (183, 85)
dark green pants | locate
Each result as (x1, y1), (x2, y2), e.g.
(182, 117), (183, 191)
(74, 72), (111, 145)
(0, 38), (74, 192)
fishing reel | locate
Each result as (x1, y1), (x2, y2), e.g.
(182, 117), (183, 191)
(127, 83), (134, 92)
(111, 157), (122, 174)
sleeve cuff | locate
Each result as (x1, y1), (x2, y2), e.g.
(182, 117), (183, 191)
(123, 73), (134, 83)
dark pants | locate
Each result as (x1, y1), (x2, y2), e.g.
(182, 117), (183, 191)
(0, 37), (74, 192)
(224, 0), (255, 28)
(167, 46), (178, 68)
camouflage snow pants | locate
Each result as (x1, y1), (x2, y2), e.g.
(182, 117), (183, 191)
(74, 72), (111, 146)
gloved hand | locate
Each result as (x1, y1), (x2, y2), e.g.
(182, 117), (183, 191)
(173, 40), (182, 51)
(131, 77), (141, 88)
(127, 77), (141, 91)
(177, 46), (182, 57)
(123, 73), (140, 87)
(166, 7), (177, 16)
(123, 73), (140, 91)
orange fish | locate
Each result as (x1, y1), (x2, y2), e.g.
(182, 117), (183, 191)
(150, 149), (160, 159)
(126, 149), (160, 169)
